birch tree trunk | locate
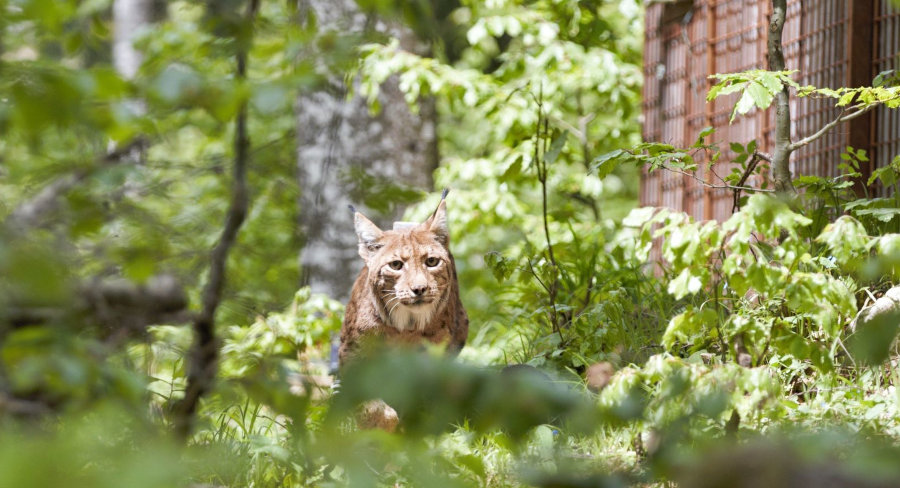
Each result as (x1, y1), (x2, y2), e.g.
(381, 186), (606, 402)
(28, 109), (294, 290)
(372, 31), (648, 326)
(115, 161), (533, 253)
(296, 0), (438, 300)
(113, 0), (159, 101)
(111, 0), (160, 159)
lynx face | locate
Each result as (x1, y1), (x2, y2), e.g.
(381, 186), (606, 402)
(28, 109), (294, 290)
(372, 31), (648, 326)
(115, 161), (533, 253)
(354, 201), (453, 331)
(340, 194), (468, 367)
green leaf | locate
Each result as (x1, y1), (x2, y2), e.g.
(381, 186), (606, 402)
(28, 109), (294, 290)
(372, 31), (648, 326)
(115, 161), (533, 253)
(855, 208), (900, 223)
(693, 126), (715, 148)
(785, 273), (856, 337)
(706, 83), (723, 101)
(747, 139), (758, 154)
(151, 64), (203, 104)
(732, 90), (756, 122)
(838, 90), (856, 106)
(623, 207), (665, 228)
(662, 308), (717, 349)
(484, 251), (516, 282)
(758, 71), (783, 93)
(591, 149), (629, 178)
(543, 130), (568, 165)
(747, 81), (775, 109)
(455, 454), (487, 479)
(816, 216), (869, 267)
(874, 69), (900, 87)
(668, 268), (703, 299)
(869, 165), (898, 187)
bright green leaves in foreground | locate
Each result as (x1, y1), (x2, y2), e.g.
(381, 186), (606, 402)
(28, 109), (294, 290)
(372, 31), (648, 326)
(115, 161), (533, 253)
(604, 353), (781, 430)
(12, 336), (900, 487)
(637, 194), (900, 371)
(816, 216), (870, 269)
(8, 0), (900, 486)
(707, 70), (796, 122)
(708, 69), (900, 123)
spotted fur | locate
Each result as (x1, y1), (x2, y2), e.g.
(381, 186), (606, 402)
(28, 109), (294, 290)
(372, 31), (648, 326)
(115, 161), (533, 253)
(338, 198), (469, 367)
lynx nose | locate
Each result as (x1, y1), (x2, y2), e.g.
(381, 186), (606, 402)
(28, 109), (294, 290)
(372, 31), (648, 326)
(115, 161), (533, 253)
(412, 285), (427, 297)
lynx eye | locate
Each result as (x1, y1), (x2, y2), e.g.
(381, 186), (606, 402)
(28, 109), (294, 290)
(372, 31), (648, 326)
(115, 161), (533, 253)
(389, 260), (404, 270)
(425, 257), (440, 267)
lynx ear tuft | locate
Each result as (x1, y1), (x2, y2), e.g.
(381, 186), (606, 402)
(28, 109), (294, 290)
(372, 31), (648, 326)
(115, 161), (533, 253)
(425, 199), (449, 243)
(354, 211), (384, 260)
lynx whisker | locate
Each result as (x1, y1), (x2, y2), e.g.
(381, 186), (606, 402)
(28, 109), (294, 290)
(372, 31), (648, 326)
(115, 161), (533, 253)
(387, 299), (403, 317)
(384, 296), (400, 307)
(385, 299), (402, 317)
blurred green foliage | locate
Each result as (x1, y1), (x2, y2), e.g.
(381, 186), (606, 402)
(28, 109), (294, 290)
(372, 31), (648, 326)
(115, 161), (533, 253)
(4, 0), (900, 487)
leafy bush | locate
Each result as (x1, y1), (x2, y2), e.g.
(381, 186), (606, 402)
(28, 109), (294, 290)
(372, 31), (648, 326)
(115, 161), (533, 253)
(5, 0), (900, 487)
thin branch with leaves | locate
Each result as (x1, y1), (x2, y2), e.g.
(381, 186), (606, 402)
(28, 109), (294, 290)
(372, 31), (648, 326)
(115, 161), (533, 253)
(532, 88), (565, 343)
(173, 0), (259, 440)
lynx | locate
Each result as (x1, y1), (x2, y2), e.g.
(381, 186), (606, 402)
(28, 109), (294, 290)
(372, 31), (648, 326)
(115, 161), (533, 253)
(338, 192), (469, 367)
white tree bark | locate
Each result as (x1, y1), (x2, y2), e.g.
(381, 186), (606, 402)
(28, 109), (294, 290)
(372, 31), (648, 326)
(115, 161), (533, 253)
(113, 0), (158, 124)
(113, 0), (156, 81)
(296, 0), (438, 300)
(111, 0), (160, 175)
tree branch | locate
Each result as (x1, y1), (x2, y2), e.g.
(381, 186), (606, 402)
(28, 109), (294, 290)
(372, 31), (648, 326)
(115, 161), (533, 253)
(0, 392), (53, 418)
(788, 104), (875, 152)
(767, 0), (794, 193)
(663, 165), (775, 194)
(732, 152), (765, 212)
(6, 274), (191, 341)
(172, 0), (258, 440)
(534, 95), (565, 343)
(6, 139), (145, 229)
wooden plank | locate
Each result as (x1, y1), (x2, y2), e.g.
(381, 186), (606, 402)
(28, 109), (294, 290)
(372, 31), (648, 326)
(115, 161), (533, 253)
(704, 0), (716, 221)
(848, 0), (875, 192)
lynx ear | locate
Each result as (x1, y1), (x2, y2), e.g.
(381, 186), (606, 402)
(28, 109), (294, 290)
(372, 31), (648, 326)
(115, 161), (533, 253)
(424, 198), (449, 243)
(354, 210), (384, 260)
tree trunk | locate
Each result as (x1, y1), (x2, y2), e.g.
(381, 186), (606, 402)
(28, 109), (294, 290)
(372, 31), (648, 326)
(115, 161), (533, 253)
(112, 0), (159, 89)
(111, 0), (161, 160)
(767, 0), (795, 193)
(296, 0), (438, 300)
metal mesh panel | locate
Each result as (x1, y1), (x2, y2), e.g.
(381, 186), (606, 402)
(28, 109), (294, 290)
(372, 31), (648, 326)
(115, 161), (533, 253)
(684, 2), (712, 220)
(784, 0), (848, 180)
(708, 0), (767, 218)
(641, 4), (664, 209)
(641, 0), (900, 221)
(873, 0), (900, 195)
(660, 20), (688, 215)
